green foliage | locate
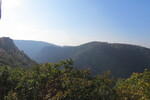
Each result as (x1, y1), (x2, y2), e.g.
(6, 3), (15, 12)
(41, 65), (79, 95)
(0, 60), (150, 100)
(115, 69), (150, 100)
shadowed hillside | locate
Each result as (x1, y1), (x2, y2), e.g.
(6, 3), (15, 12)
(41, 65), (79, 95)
(0, 37), (36, 67)
(35, 42), (150, 77)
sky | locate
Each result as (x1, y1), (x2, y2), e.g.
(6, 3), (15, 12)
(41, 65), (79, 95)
(0, 0), (150, 47)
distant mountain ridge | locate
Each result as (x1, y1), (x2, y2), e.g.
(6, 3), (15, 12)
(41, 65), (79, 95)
(35, 41), (150, 77)
(0, 37), (36, 67)
(14, 40), (57, 59)
(13, 40), (150, 77)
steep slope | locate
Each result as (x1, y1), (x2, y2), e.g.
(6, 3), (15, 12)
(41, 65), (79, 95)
(35, 42), (150, 77)
(14, 40), (57, 59)
(0, 37), (36, 67)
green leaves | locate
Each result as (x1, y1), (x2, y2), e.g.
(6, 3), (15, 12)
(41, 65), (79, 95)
(0, 60), (150, 100)
(115, 69), (150, 100)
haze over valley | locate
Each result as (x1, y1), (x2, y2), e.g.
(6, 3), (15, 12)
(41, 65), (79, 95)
(0, 0), (150, 99)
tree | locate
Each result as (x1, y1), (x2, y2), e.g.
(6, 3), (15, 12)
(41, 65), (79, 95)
(115, 69), (150, 100)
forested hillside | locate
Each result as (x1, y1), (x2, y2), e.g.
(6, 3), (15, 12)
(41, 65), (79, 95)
(0, 37), (36, 67)
(35, 42), (150, 77)
(0, 37), (150, 99)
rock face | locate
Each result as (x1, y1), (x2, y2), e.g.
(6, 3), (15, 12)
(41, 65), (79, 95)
(0, 37), (36, 67)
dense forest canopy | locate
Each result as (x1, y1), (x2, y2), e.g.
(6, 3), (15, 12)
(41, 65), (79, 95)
(0, 60), (150, 100)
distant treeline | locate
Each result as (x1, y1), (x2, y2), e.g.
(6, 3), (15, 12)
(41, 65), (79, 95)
(0, 60), (150, 100)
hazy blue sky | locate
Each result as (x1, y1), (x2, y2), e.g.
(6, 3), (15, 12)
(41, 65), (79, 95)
(0, 0), (150, 47)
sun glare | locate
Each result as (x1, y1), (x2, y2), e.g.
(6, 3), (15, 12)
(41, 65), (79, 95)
(3, 0), (23, 9)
